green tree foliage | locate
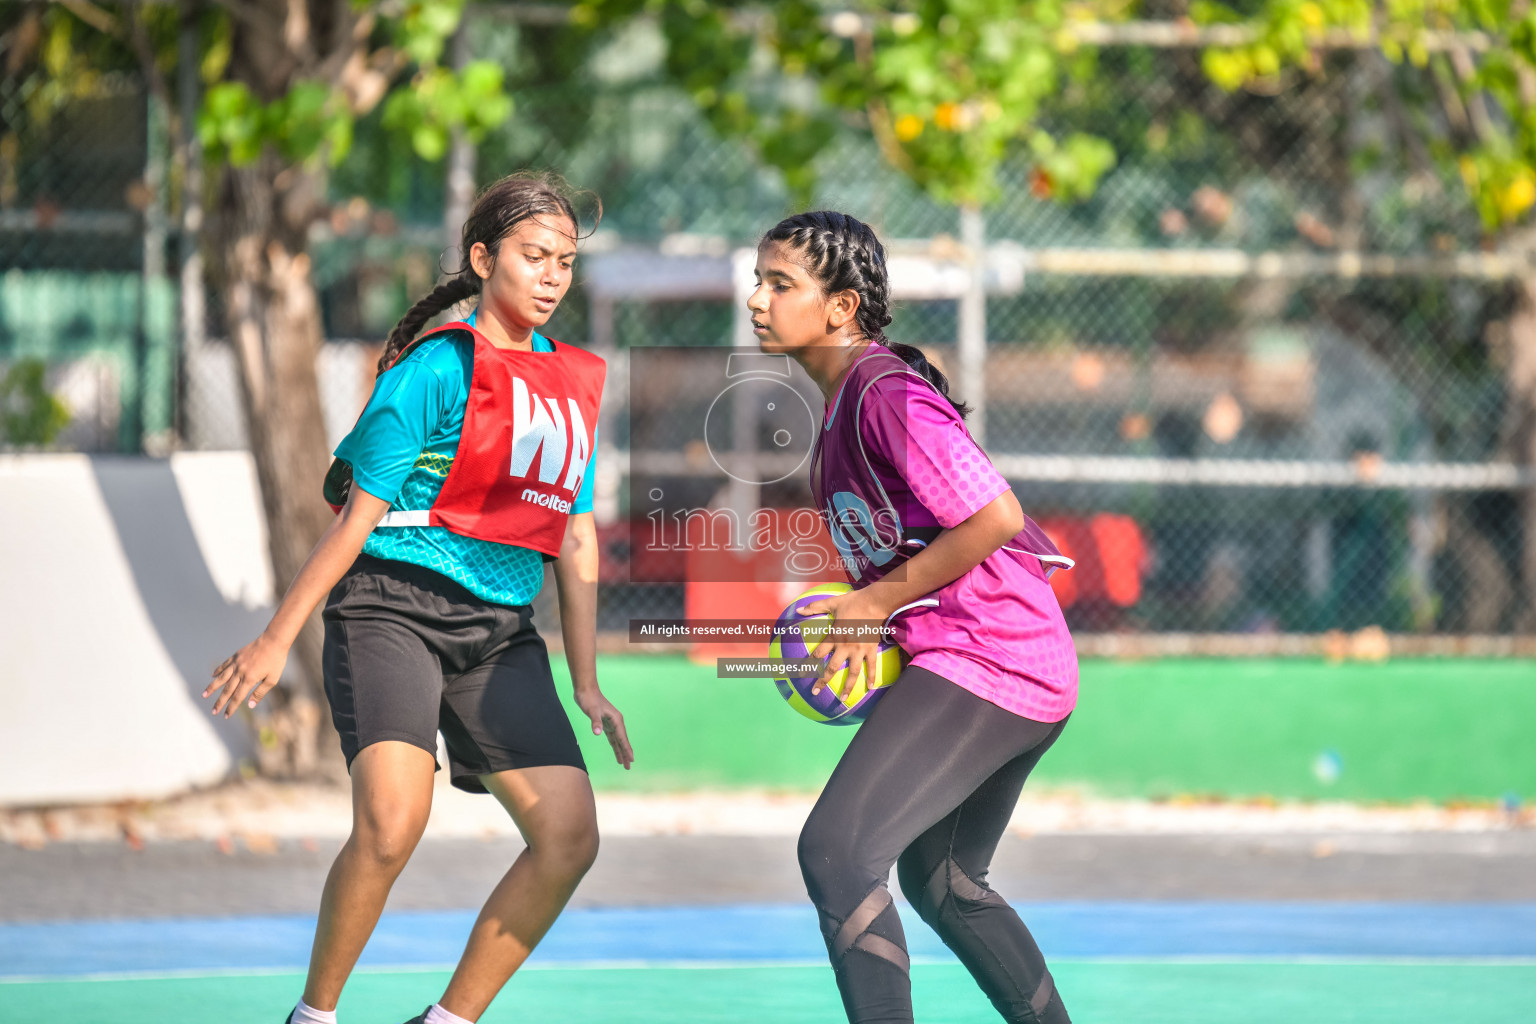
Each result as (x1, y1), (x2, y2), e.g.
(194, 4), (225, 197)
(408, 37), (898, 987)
(773, 0), (1118, 206)
(4, 0), (523, 778)
(586, 0), (1121, 207)
(6, 1), (515, 207)
(193, 0), (513, 167)
(1192, 0), (1536, 231)
(0, 359), (70, 449)
(571, 1), (1529, 235)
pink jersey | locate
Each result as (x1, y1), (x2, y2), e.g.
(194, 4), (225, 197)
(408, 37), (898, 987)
(809, 343), (1078, 722)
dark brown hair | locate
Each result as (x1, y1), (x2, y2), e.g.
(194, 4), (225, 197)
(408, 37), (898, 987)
(376, 171), (600, 374)
(762, 210), (969, 418)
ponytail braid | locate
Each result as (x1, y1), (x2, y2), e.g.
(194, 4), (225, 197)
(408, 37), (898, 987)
(762, 210), (970, 419)
(376, 274), (481, 375)
(882, 341), (969, 418)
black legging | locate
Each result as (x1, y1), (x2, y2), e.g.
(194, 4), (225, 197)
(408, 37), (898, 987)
(798, 666), (1071, 1024)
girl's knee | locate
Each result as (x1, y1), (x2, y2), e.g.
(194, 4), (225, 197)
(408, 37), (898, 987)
(528, 813), (600, 879)
(350, 809), (427, 869)
(796, 816), (828, 880)
(563, 819), (600, 875)
(797, 811), (860, 896)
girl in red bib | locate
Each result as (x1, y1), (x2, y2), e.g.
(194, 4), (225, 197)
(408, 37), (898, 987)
(203, 173), (632, 1024)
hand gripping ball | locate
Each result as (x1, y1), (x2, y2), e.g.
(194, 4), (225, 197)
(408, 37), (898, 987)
(769, 582), (906, 725)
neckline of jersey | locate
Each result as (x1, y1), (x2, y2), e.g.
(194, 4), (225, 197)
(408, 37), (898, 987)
(464, 306), (554, 355)
(822, 341), (884, 430)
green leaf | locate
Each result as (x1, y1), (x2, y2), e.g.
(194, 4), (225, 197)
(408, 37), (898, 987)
(324, 114), (355, 166)
(0, 359), (70, 447)
(411, 123), (448, 161)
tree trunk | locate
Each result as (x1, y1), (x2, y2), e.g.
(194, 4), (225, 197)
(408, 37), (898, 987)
(194, 0), (377, 779)
(1508, 273), (1536, 632)
(218, 154), (340, 778)
(1444, 499), (1514, 632)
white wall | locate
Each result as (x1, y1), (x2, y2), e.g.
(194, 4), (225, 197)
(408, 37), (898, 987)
(0, 453), (273, 805)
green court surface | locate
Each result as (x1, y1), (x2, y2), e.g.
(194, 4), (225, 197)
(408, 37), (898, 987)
(7, 962), (1534, 1024)
(556, 654), (1536, 802)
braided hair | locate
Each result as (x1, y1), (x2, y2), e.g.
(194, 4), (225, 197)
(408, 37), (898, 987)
(376, 171), (600, 375)
(761, 211), (970, 418)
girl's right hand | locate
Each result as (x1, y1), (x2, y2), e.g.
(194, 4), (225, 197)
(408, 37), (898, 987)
(204, 634), (291, 718)
(573, 685), (635, 770)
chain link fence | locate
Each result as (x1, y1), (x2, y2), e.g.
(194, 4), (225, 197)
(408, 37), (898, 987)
(0, 52), (182, 454)
(3, 18), (1530, 640)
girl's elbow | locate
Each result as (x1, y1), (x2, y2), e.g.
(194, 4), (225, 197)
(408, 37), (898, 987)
(558, 529), (593, 564)
(996, 491), (1026, 537)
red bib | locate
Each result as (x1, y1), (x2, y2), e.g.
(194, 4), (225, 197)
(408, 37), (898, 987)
(325, 321), (606, 559)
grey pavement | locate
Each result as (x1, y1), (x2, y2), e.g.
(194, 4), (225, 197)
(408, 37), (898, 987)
(3, 831), (1534, 922)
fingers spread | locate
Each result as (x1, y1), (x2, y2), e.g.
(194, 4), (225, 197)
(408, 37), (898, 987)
(812, 647), (846, 695)
(224, 677), (255, 718)
(247, 678), (280, 709)
(204, 662), (236, 700)
(212, 677), (239, 715)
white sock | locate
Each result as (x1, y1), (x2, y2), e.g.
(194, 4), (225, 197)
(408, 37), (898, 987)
(289, 999), (338, 1024)
(424, 1005), (474, 1024)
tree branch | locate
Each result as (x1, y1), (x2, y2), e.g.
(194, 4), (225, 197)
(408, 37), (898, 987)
(1370, 51), (1434, 183)
(208, 0), (285, 35)
(314, 6), (373, 95)
(1429, 53), (1473, 141)
(58, 0), (119, 36)
(852, 29), (916, 180)
(281, 0), (317, 67)
(122, 0), (174, 114)
(1448, 46), (1496, 146)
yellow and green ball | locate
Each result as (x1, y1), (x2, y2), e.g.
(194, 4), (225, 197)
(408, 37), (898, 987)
(770, 582), (906, 725)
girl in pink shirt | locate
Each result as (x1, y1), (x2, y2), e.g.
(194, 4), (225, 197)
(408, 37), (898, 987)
(749, 211), (1076, 1024)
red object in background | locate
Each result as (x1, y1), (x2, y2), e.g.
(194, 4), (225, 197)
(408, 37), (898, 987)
(1037, 513), (1148, 610)
(594, 509), (848, 661)
(595, 520), (665, 583)
(682, 508), (847, 662)
(683, 554), (807, 661)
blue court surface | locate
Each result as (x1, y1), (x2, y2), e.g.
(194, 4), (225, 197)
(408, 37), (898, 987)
(4, 902), (1534, 1022)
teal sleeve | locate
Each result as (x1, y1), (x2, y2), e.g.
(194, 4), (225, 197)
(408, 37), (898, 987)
(334, 342), (464, 504)
(572, 425), (597, 515)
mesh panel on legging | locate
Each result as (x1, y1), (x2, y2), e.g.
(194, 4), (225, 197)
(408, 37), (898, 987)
(895, 742), (1070, 1023)
(796, 666), (1071, 1024)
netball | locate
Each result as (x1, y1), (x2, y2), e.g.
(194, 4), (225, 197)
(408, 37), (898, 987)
(769, 582), (905, 725)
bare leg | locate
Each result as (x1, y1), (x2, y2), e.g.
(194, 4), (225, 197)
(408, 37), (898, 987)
(301, 741), (436, 1011)
(437, 765), (599, 1020)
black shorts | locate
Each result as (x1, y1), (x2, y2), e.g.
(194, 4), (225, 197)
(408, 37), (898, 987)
(321, 553), (586, 793)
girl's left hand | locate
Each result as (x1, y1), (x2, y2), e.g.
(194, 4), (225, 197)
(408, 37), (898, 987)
(575, 686), (634, 770)
(800, 587), (893, 697)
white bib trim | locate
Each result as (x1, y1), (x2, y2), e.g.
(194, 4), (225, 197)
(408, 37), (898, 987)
(377, 510), (431, 528)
